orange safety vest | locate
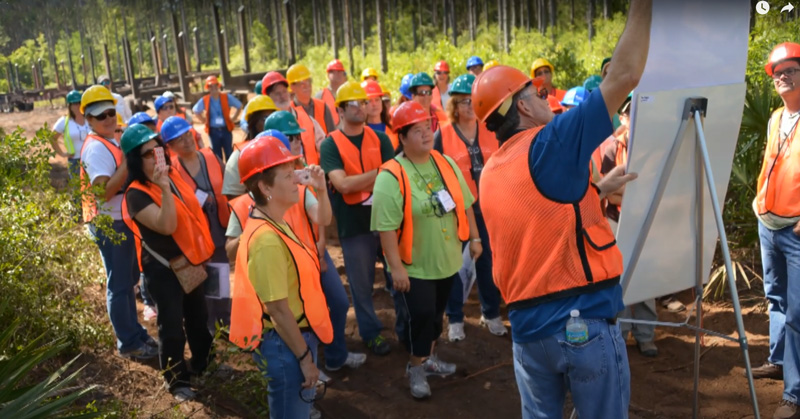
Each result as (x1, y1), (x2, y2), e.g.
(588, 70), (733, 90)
(229, 216), (333, 350)
(228, 193), (253, 234)
(293, 107), (320, 165)
(320, 87), (340, 126)
(480, 127), (623, 310)
(295, 98), (330, 134)
(432, 85), (445, 111)
(386, 129), (399, 150)
(430, 106), (447, 133)
(439, 122), (498, 200)
(330, 127), (384, 205)
(202, 93), (235, 134)
(227, 188), (319, 252)
(756, 107), (800, 218)
(171, 148), (230, 228)
(121, 167), (215, 269)
(80, 134), (124, 223)
(378, 151), (469, 265)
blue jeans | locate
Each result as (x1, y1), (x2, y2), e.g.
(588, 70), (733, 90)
(90, 220), (150, 352)
(759, 221), (800, 403)
(253, 329), (319, 419)
(512, 319), (630, 419)
(446, 206), (502, 322)
(340, 232), (385, 342)
(208, 127), (233, 162)
(320, 250), (350, 368)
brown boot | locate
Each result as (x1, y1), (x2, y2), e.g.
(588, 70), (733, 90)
(751, 362), (783, 380)
(773, 399), (800, 419)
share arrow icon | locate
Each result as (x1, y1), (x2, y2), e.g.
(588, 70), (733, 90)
(781, 3), (795, 13)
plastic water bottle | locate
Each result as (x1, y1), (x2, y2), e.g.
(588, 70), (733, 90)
(566, 309), (589, 344)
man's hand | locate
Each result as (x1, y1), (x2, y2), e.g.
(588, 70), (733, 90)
(597, 165), (638, 199)
(794, 220), (800, 237)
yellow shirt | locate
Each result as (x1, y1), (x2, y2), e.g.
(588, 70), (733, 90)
(247, 220), (309, 328)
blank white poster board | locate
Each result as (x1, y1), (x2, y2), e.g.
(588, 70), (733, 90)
(616, 0), (749, 306)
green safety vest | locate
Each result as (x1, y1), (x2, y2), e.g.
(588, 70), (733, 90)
(63, 116), (75, 155)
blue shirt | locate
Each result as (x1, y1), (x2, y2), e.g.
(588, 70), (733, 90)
(367, 122), (386, 133)
(192, 93), (243, 129)
(509, 88), (625, 344)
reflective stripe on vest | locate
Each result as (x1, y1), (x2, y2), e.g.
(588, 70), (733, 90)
(330, 127), (383, 205)
(320, 87), (340, 126)
(293, 107), (320, 165)
(378, 150), (469, 265)
(480, 127), (623, 311)
(172, 148), (231, 228)
(121, 167), (215, 269)
(80, 134), (124, 222)
(229, 217), (333, 350)
(756, 107), (800, 218)
(203, 93), (235, 134)
(439, 122), (498, 200)
(64, 116), (76, 155)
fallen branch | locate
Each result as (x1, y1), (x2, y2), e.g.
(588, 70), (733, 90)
(436, 361), (513, 389)
(652, 344), (717, 373)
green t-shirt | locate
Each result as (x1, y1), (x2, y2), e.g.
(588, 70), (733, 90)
(319, 129), (395, 238)
(371, 154), (475, 280)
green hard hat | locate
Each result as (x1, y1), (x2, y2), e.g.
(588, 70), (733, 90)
(121, 124), (159, 155)
(264, 110), (306, 136)
(582, 75), (602, 92)
(410, 72), (435, 89)
(254, 80), (263, 95)
(448, 74), (476, 95)
(66, 90), (82, 104)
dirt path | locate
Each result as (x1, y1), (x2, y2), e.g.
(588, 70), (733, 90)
(1, 106), (782, 418)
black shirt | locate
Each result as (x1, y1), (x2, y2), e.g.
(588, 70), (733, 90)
(126, 183), (182, 264)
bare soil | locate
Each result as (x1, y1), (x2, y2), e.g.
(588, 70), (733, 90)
(1, 106), (781, 418)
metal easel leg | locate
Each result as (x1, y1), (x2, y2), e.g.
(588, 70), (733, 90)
(692, 119), (705, 419)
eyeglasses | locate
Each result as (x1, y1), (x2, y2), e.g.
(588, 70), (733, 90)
(535, 68), (552, 77)
(141, 146), (161, 160)
(289, 135), (302, 143)
(162, 104), (175, 111)
(773, 67), (800, 80)
(92, 109), (117, 121)
(345, 100), (368, 108)
(100, 81), (111, 86)
(435, 71), (449, 75)
(457, 98), (473, 106)
(299, 380), (327, 403)
(415, 90), (433, 97)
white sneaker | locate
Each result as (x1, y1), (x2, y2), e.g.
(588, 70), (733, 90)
(448, 322), (466, 342)
(422, 354), (457, 377)
(480, 316), (509, 336)
(406, 363), (431, 398)
(310, 406), (322, 419)
(318, 370), (332, 384)
(325, 352), (367, 371)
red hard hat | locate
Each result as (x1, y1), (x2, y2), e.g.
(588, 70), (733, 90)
(361, 80), (384, 99)
(472, 65), (534, 123)
(392, 101), (431, 131)
(239, 135), (300, 183)
(326, 59), (345, 73)
(434, 60), (450, 72)
(261, 71), (289, 95)
(765, 42), (800, 76)
(205, 75), (221, 90)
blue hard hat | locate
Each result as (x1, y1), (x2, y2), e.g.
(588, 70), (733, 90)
(399, 73), (414, 100)
(160, 116), (193, 143)
(561, 87), (589, 107)
(256, 129), (291, 149)
(466, 56), (484, 69)
(128, 112), (157, 126)
(154, 95), (174, 112)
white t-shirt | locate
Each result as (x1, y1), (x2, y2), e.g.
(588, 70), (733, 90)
(81, 135), (124, 220)
(112, 92), (133, 123)
(222, 148), (247, 197)
(53, 115), (90, 158)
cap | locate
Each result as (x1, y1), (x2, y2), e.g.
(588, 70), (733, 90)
(85, 101), (116, 117)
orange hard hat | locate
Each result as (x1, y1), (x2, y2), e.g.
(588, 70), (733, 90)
(434, 60), (450, 73)
(765, 42), (800, 76)
(326, 59), (345, 72)
(238, 135), (300, 183)
(205, 75), (221, 90)
(472, 65), (534, 123)
(361, 80), (384, 99)
(261, 71), (289, 95)
(392, 101), (431, 131)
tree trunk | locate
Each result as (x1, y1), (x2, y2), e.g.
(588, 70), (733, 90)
(449, 0), (457, 46)
(587, 0), (595, 46)
(329, 0), (338, 58)
(344, 0), (354, 75)
(286, 0), (297, 64)
(274, 0), (285, 61)
(360, 0), (366, 57)
(510, 0), (516, 31)
(312, 0), (320, 45)
(468, 0), (476, 42)
(412, 4), (418, 49)
(603, 0), (609, 19)
(432, 0), (437, 27)
(570, 0), (575, 27)
(548, 0), (556, 41)
(377, 0), (387, 73)
(502, 0), (509, 53)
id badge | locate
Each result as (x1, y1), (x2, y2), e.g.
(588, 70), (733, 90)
(362, 195), (374, 206)
(436, 189), (456, 213)
(213, 117), (224, 126)
(194, 189), (210, 205)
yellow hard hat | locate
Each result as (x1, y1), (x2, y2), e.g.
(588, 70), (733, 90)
(530, 58), (555, 78)
(80, 85), (118, 115)
(244, 95), (278, 121)
(379, 82), (391, 96)
(335, 80), (368, 105)
(360, 67), (379, 81)
(116, 113), (127, 128)
(484, 60), (500, 71)
(286, 63), (312, 85)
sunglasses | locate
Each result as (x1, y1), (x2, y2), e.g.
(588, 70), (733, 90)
(140, 146), (161, 160)
(92, 109), (117, 121)
(415, 90), (433, 97)
(162, 104), (175, 111)
(299, 380), (327, 403)
(345, 100), (368, 108)
(435, 71), (450, 75)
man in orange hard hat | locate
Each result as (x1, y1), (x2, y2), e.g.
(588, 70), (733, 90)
(316, 59), (347, 126)
(192, 75), (242, 161)
(473, 0), (651, 417)
(754, 41), (800, 419)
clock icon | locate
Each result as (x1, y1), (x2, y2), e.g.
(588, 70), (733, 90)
(756, 1), (770, 14)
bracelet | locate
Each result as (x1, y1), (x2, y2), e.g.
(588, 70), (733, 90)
(297, 346), (311, 362)
(470, 238), (482, 243)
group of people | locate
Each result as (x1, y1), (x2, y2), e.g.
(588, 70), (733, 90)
(49, 0), (800, 416)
